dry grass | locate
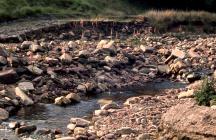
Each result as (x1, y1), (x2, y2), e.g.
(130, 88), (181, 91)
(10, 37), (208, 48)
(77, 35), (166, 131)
(143, 10), (216, 32)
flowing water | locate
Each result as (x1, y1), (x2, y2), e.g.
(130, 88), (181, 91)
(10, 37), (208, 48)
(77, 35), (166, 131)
(0, 80), (185, 140)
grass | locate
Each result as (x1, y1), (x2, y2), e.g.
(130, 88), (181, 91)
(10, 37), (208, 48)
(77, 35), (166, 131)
(0, 0), (139, 22)
(142, 10), (216, 32)
(195, 78), (216, 106)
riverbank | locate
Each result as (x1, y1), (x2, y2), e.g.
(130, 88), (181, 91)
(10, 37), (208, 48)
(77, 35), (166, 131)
(0, 20), (216, 139)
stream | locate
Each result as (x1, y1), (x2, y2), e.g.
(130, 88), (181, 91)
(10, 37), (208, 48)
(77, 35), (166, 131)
(0, 80), (185, 140)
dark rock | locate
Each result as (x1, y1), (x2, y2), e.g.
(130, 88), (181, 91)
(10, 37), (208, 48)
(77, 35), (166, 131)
(187, 73), (201, 83)
(15, 125), (37, 135)
(0, 69), (19, 84)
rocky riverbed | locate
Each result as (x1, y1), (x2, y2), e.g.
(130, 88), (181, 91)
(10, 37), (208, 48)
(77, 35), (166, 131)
(0, 20), (216, 139)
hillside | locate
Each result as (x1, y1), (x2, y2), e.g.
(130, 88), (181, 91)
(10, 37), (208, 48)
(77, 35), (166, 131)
(0, 0), (140, 22)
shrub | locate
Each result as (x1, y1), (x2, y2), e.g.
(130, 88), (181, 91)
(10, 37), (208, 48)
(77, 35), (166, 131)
(195, 77), (216, 106)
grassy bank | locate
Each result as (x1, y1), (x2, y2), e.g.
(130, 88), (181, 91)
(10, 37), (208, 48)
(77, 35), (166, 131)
(142, 10), (216, 32)
(0, 0), (139, 22)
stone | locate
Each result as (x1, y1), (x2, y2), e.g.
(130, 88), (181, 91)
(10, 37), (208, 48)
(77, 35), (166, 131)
(67, 123), (76, 131)
(0, 69), (19, 84)
(0, 56), (7, 66)
(70, 118), (90, 127)
(178, 90), (195, 99)
(94, 110), (109, 116)
(97, 99), (113, 106)
(140, 45), (154, 53)
(211, 105), (216, 109)
(65, 93), (81, 103)
(136, 134), (151, 140)
(186, 80), (203, 90)
(0, 108), (9, 120)
(77, 84), (86, 93)
(78, 50), (89, 58)
(104, 56), (116, 63)
(31, 44), (43, 52)
(73, 127), (87, 135)
(159, 99), (216, 139)
(15, 125), (37, 135)
(15, 87), (34, 106)
(27, 65), (43, 75)
(55, 137), (75, 140)
(157, 65), (171, 74)
(18, 82), (35, 91)
(0, 47), (9, 57)
(21, 41), (33, 50)
(171, 48), (186, 59)
(60, 53), (72, 63)
(97, 40), (109, 49)
(8, 121), (20, 130)
(35, 128), (51, 135)
(54, 96), (71, 106)
(187, 73), (201, 83)
(101, 102), (120, 110)
(115, 127), (137, 135)
(170, 60), (186, 73)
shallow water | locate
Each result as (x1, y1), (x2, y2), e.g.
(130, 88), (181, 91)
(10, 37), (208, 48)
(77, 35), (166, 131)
(0, 80), (185, 139)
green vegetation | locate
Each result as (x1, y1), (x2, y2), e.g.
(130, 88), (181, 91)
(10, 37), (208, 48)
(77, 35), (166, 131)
(0, 0), (139, 21)
(195, 78), (216, 106)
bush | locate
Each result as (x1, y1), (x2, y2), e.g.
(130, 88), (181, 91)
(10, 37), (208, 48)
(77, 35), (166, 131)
(195, 78), (216, 106)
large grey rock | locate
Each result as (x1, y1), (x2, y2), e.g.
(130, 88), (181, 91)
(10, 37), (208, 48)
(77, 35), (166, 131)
(159, 99), (216, 139)
(18, 82), (35, 91)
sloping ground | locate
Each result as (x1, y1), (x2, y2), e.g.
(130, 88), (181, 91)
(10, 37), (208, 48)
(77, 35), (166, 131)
(159, 99), (216, 140)
(0, 0), (139, 21)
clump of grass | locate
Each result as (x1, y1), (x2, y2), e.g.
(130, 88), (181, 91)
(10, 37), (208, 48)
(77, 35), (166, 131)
(143, 10), (216, 32)
(195, 77), (216, 106)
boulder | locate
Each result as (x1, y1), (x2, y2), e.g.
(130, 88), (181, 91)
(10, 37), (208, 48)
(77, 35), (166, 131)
(101, 102), (120, 110)
(65, 93), (81, 103)
(171, 48), (186, 59)
(159, 99), (216, 139)
(0, 47), (9, 57)
(187, 73), (201, 83)
(18, 82), (35, 91)
(9, 121), (20, 130)
(73, 127), (87, 135)
(67, 123), (76, 131)
(54, 96), (71, 106)
(15, 125), (37, 135)
(20, 41), (33, 50)
(27, 65), (43, 75)
(140, 45), (154, 53)
(70, 118), (90, 127)
(60, 53), (72, 63)
(0, 56), (7, 66)
(115, 127), (137, 135)
(0, 108), (9, 120)
(31, 44), (43, 52)
(0, 69), (19, 84)
(157, 65), (171, 74)
(178, 90), (195, 99)
(55, 137), (75, 140)
(15, 87), (34, 106)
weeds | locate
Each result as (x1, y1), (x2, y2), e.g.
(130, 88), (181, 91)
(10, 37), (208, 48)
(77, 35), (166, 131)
(195, 77), (216, 106)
